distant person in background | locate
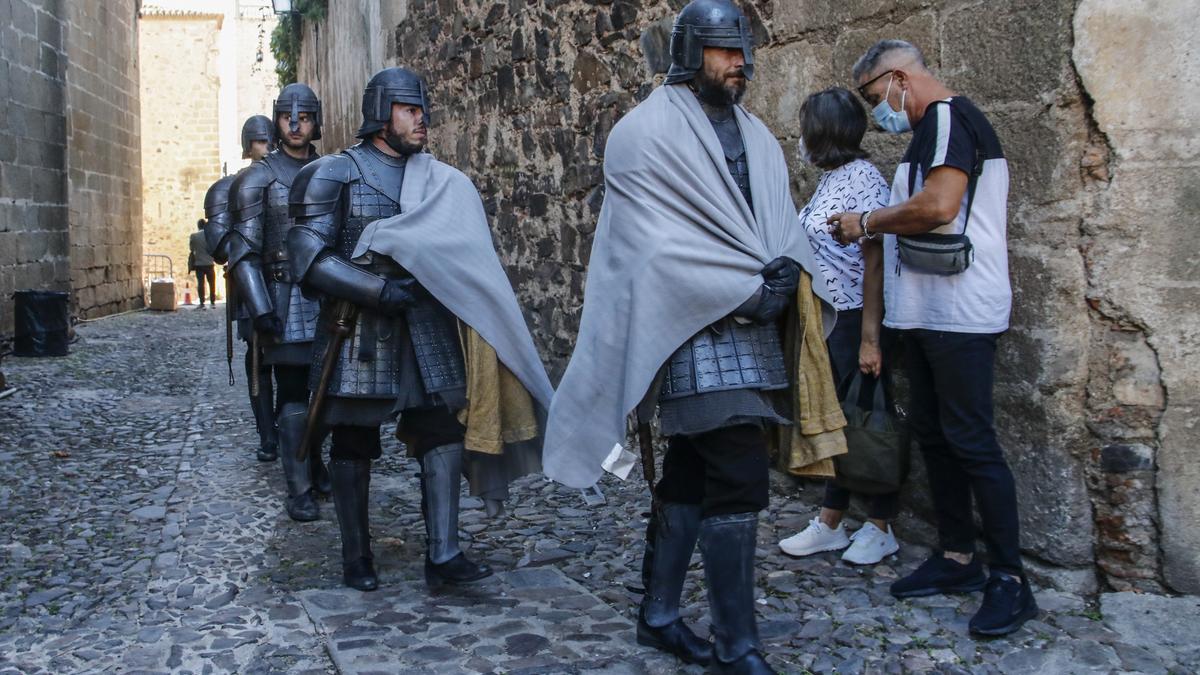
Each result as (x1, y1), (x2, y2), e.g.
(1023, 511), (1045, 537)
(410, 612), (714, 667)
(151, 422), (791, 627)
(777, 87), (899, 566)
(189, 219), (216, 308)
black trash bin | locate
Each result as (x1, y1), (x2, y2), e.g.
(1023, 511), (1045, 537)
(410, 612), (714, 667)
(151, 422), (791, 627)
(13, 290), (70, 357)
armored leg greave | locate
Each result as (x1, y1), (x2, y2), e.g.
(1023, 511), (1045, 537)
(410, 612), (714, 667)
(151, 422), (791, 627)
(699, 512), (776, 675)
(277, 402), (319, 522)
(330, 458), (377, 591)
(420, 443), (492, 586)
(637, 502), (712, 665)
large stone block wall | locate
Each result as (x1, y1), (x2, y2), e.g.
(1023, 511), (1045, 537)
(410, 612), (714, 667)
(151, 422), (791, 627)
(139, 13), (222, 300)
(1073, 0), (1200, 594)
(298, 0), (1200, 592)
(66, 0), (144, 320)
(0, 0), (71, 336)
(0, 0), (143, 336)
(234, 3), (278, 148)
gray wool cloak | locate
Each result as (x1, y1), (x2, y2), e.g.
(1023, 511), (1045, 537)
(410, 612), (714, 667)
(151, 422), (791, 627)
(544, 83), (836, 489)
(351, 152), (553, 496)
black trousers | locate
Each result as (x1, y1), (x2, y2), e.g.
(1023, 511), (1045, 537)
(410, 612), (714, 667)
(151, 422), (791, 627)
(330, 405), (465, 462)
(822, 308), (900, 520)
(903, 329), (1022, 576)
(272, 364), (310, 409)
(195, 266), (216, 305)
(655, 424), (770, 517)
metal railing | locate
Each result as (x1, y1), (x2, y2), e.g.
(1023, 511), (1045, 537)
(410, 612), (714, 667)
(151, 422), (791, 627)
(144, 254), (174, 284)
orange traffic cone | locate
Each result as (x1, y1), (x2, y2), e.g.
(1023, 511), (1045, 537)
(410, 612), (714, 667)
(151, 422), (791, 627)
(184, 291), (192, 305)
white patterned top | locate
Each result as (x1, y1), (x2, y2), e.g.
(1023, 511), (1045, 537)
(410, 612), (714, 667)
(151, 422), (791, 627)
(798, 158), (890, 311)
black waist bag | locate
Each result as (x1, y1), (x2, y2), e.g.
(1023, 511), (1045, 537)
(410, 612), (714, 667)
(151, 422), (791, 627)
(896, 233), (973, 275)
(897, 108), (983, 276)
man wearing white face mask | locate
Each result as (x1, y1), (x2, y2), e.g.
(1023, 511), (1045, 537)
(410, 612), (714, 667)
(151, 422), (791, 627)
(827, 40), (1036, 638)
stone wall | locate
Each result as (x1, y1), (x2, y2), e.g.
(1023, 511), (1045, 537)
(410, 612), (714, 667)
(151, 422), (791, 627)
(297, 0), (1200, 592)
(139, 11), (222, 301)
(66, 0), (144, 320)
(234, 3), (278, 143)
(1073, 0), (1200, 594)
(0, 0), (143, 336)
(0, 0), (71, 336)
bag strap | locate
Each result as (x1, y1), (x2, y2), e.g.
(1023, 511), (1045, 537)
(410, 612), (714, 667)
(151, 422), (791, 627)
(961, 145), (984, 235)
(906, 100), (985, 236)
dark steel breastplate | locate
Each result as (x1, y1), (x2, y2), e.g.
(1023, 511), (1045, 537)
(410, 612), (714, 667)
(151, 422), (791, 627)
(660, 317), (788, 400)
(263, 178), (318, 345)
(312, 156), (465, 401)
(710, 114), (753, 212)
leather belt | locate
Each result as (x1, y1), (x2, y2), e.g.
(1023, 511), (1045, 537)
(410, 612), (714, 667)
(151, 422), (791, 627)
(267, 260), (292, 283)
(357, 315), (377, 362)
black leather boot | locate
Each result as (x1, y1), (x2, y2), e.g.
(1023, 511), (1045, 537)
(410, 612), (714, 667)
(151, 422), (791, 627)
(250, 366), (277, 462)
(330, 458), (377, 591)
(311, 454), (332, 498)
(277, 403), (318, 522)
(699, 513), (776, 675)
(420, 443), (491, 587)
(636, 502), (712, 665)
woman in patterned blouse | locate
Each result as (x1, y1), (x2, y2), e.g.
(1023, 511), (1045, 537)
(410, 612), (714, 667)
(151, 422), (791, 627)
(778, 87), (902, 566)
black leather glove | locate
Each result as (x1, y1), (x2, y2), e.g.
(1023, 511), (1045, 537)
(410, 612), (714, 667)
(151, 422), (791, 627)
(377, 278), (424, 316)
(734, 257), (800, 325)
(253, 312), (284, 336)
(761, 256), (800, 295)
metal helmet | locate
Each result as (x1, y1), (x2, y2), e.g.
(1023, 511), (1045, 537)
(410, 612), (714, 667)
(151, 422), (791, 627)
(355, 67), (430, 139)
(273, 82), (323, 140)
(663, 0), (756, 85)
(240, 115), (274, 158)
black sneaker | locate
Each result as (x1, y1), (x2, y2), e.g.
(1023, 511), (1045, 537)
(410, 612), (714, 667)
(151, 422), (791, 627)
(969, 574), (1039, 637)
(890, 554), (988, 598)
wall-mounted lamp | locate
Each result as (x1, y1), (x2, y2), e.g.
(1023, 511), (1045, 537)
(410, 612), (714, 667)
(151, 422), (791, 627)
(271, 0), (295, 15)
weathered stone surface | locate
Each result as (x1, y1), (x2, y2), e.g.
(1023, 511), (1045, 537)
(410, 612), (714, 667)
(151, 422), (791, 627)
(66, 1), (143, 322)
(1101, 592), (1200, 650)
(1, 0), (71, 335)
(1074, 0), (1200, 593)
(1100, 444), (1153, 473)
(742, 41), (830, 140)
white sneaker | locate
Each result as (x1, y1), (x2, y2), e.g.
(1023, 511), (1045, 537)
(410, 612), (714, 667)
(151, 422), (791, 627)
(779, 517), (850, 557)
(841, 522), (900, 565)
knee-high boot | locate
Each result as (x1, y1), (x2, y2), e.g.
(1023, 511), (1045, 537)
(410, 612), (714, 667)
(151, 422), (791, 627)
(420, 443), (492, 587)
(330, 458), (377, 591)
(637, 502), (712, 665)
(699, 513), (776, 675)
(276, 403), (319, 521)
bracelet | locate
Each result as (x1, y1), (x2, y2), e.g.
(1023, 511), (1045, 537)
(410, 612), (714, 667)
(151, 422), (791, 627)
(861, 210), (876, 240)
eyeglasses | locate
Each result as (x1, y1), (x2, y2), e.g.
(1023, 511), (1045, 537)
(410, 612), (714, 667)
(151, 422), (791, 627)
(856, 69), (894, 103)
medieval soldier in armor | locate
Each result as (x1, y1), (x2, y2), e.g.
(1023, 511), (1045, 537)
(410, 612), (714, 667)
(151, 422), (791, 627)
(544, 2), (842, 673)
(203, 114), (277, 462)
(287, 67), (551, 593)
(226, 86), (331, 522)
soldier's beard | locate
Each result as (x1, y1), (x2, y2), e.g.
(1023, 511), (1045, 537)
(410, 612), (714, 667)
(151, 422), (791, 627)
(383, 124), (426, 156)
(693, 68), (747, 107)
(281, 134), (310, 151)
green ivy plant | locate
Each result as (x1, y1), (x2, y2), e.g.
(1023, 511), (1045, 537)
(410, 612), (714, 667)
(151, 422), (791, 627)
(269, 0), (328, 87)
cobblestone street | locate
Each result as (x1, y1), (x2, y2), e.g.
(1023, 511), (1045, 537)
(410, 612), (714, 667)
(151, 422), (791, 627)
(1, 308), (1198, 674)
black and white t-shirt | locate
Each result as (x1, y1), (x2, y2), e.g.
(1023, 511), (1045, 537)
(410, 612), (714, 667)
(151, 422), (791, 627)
(883, 96), (1011, 333)
(799, 159), (890, 311)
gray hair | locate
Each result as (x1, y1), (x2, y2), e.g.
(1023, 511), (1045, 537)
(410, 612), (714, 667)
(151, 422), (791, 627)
(852, 40), (926, 83)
